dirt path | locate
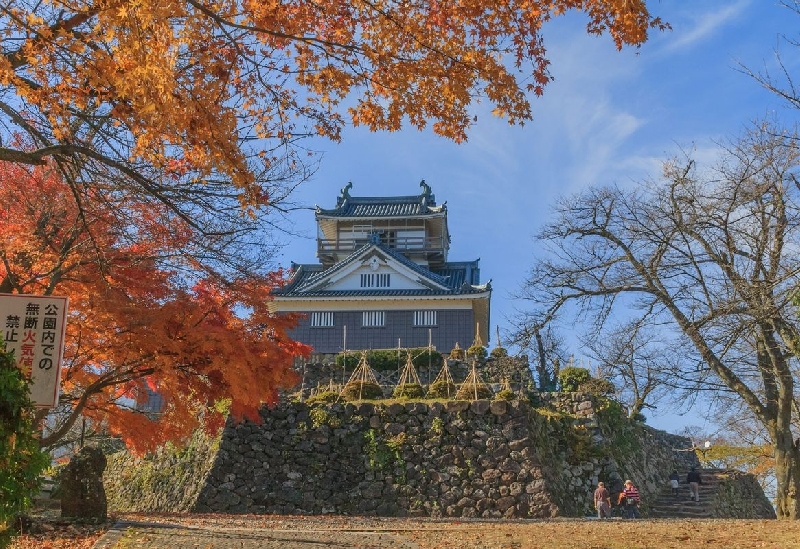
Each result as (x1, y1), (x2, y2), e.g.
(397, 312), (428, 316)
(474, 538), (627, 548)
(98, 515), (800, 549)
(11, 514), (800, 549)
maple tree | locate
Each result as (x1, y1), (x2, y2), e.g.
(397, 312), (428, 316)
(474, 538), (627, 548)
(0, 0), (665, 453)
(0, 159), (308, 454)
(0, 0), (666, 220)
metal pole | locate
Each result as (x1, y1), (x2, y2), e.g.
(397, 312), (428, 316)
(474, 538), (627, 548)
(428, 328), (432, 384)
(398, 338), (401, 381)
(300, 362), (306, 401)
(343, 325), (347, 385)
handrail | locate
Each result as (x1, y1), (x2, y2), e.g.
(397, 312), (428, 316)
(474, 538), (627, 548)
(317, 236), (444, 252)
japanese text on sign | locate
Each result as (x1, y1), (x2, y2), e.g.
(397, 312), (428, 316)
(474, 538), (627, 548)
(1, 294), (69, 407)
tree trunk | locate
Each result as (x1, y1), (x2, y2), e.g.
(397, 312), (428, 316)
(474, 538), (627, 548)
(773, 430), (800, 519)
(533, 329), (554, 391)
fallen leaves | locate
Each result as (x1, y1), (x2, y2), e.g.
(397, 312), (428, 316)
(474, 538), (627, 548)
(11, 513), (800, 549)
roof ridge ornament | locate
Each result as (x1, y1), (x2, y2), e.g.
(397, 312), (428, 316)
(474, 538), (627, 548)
(419, 179), (434, 206)
(337, 181), (353, 207)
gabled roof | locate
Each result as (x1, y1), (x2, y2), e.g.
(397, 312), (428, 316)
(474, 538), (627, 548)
(273, 242), (490, 298)
(316, 180), (446, 218)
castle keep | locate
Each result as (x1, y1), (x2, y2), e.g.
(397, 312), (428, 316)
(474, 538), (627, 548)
(269, 181), (491, 353)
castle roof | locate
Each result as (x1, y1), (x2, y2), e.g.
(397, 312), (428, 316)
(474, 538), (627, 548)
(273, 241), (489, 298)
(315, 180), (445, 219)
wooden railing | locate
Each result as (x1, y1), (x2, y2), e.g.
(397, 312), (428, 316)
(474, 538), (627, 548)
(317, 236), (444, 253)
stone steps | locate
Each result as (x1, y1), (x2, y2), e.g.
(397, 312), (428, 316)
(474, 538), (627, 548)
(646, 469), (730, 519)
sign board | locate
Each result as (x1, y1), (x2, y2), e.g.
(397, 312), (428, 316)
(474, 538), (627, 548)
(0, 294), (69, 408)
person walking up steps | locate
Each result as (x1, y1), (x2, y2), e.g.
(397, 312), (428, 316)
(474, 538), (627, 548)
(687, 467), (702, 502)
(669, 470), (680, 498)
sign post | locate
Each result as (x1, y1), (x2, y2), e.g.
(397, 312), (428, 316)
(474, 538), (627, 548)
(0, 294), (69, 408)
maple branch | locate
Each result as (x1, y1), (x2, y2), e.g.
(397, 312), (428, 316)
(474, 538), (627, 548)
(0, 7), (97, 70)
(0, 146), (52, 165)
(0, 100), (52, 148)
(185, 0), (360, 53)
(40, 363), (156, 448)
(356, 0), (485, 75)
(0, 141), (217, 235)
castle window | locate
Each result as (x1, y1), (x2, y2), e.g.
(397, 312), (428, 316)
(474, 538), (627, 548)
(362, 311), (385, 327)
(311, 312), (334, 327)
(413, 310), (437, 327)
(360, 273), (390, 288)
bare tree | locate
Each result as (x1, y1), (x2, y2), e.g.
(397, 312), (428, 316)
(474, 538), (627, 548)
(517, 122), (800, 519)
(581, 319), (675, 419)
(739, 1), (800, 112)
(508, 319), (566, 391)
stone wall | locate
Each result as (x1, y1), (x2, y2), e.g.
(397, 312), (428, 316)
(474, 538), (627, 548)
(711, 470), (776, 519)
(193, 399), (567, 517)
(104, 430), (219, 512)
(105, 393), (711, 518)
(537, 392), (700, 515)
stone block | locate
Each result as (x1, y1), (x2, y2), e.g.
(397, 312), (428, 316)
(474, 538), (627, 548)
(385, 403), (405, 417)
(482, 469), (502, 481)
(470, 400), (491, 415)
(60, 446), (107, 520)
(445, 401), (470, 413)
(489, 400), (508, 415)
(405, 402), (427, 415)
(384, 422), (406, 435)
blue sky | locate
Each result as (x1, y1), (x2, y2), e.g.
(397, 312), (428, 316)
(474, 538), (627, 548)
(273, 1), (800, 432)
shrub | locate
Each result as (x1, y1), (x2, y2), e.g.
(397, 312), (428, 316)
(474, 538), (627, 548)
(490, 346), (508, 358)
(335, 348), (442, 372)
(341, 382), (383, 401)
(393, 383), (425, 400)
(0, 344), (49, 544)
(335, 353), (361, 370)
(448, 344), (465, 361)
(306, 391), (340, 405)
(494, 389), (516, 401)
(455, 382), (493, 400)
(426, 380), (457, 399)
(364, 349), (405, 371)
(577, 377), (616, 396)
(411, 349), (443, 370)
(309, 407), (342, 428)
(466, 344), (487, 360)
(558, 367), (592, 392)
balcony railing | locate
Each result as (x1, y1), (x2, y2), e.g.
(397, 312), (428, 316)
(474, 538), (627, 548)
(317, 236), (445, 254)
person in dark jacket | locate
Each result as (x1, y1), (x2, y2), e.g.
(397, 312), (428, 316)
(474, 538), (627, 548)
(686, 467), (702, 502)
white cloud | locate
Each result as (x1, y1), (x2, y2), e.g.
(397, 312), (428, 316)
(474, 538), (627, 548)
(658, 0), (751, 54)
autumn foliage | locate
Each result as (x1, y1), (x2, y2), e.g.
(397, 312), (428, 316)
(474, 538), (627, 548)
(0, 160), (308, 454)
(0, 1), (665, 453)
(0, 0), (666, 214)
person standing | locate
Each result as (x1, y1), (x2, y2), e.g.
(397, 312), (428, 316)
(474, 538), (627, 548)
(669, 470), (680, 498)
(593, 481), (611, 518)
(687, 467), (702, 502)
(618, 479), (641, 519)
